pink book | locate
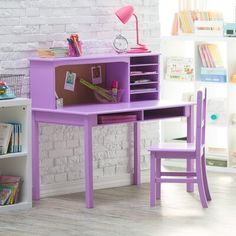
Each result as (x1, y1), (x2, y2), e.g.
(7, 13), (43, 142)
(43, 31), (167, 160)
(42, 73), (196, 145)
(202, 44), (212, 67)
(198, 45), (207, 67)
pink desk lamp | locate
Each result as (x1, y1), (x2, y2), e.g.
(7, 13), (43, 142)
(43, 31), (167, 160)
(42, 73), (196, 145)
(115, 5), (149, 53)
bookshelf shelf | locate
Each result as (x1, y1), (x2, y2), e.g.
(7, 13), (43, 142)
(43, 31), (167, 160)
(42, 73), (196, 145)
(0, 202), (31, 212)
(130, 89), (158, 95)
(161, 35), (236, 169)
(130, 63), (159, 67)
(0, 98), (32, 211)
(130, 81), (158, 85)
(0, 152), (28, 160)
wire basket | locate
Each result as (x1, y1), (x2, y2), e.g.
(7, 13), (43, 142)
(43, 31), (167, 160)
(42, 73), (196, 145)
(0, 74), (25, 98)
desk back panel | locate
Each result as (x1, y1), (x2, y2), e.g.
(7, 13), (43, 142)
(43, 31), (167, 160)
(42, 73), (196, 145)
(55, 64), (106, 105)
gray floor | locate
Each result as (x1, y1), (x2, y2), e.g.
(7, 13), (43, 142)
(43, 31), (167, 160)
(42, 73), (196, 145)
(0, 171), (236, 236)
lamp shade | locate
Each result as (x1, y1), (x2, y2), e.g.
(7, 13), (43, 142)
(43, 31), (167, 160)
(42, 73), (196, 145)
(115, 5), (134, 24)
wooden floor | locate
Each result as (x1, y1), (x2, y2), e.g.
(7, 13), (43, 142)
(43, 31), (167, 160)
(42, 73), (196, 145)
(0, 171), (236, 236)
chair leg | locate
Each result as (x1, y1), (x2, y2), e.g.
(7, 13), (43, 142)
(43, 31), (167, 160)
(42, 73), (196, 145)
(201, 154), (211, 201)
(150, 152), (156, 207)
(156, 157), (161, 200)
(187, 159), (194, 192)
(196, 158), (208, 208)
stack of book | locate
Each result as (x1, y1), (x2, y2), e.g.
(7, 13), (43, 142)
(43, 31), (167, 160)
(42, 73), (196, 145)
(0, 122), (22, 155)
(51, 47), (68, 57)
(37, 48), (54, 58)
(37, 47), (68, 58)
(0, 175), (22, 205)
(198, 44), (226, 82)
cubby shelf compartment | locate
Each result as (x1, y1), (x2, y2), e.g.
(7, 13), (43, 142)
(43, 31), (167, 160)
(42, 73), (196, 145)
(129, 54), (160, 102)
(0, 98), (32, 212)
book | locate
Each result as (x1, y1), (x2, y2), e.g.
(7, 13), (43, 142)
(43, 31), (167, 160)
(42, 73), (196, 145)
(0, 186), (12, 205)
(171, 13), (179, 35)
(0, 175), (22, 204)
(201, 44), (212, 67)
(0, 123), (13, 155)
(7, 122), (22, 153)
(207, 44), (224, 67)
(165, 57), (194, 80)
(198, 45), (207, 67)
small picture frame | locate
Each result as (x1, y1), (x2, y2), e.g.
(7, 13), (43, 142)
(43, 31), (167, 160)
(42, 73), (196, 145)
(64, 71), (76, 91)
(91, 65), (102, 84)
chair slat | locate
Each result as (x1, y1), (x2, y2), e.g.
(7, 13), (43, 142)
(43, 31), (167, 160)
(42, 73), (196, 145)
(160, 172), (196, 177)
(156, 178), (198, 183)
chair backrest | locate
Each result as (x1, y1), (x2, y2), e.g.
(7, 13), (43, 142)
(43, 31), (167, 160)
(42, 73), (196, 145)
(196, 88), (207, 157)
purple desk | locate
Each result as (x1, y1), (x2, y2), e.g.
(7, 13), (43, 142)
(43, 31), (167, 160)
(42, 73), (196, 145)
(32, 100), (194, 208)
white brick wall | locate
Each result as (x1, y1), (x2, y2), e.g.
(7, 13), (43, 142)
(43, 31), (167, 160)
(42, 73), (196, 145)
(0, 0), (160, 197)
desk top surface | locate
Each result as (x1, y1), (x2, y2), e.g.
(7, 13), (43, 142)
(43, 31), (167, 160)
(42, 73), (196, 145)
(29, 52), (160, 62)
(32, 100), (195, 116)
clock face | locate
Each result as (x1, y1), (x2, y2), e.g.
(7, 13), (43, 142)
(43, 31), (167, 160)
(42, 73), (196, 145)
(113, 34), (128, 53)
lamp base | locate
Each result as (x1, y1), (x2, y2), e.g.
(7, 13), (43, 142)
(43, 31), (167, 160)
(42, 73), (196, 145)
(127, 44), (150, 53)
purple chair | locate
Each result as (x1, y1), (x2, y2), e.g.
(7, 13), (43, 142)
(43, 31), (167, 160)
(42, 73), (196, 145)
(149, 89), (211, 208)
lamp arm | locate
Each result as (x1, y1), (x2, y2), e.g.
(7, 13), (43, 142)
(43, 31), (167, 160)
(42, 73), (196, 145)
(133, 13), (142, 46)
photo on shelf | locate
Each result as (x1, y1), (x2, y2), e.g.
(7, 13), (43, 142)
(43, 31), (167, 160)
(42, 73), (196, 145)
(91, 65), (102, 85)
(64, 71), (77, 91)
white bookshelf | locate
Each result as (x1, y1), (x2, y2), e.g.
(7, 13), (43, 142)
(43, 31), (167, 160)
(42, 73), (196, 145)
(0, 98), (32, 211)
(160, 35), (236, 170)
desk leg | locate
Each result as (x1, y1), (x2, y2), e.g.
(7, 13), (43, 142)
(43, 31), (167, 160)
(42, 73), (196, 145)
(187, 105), (194, 192)
(133, 122), (141, 185)
(32, 114), (40, 200)
(84, 120), (94, 208)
